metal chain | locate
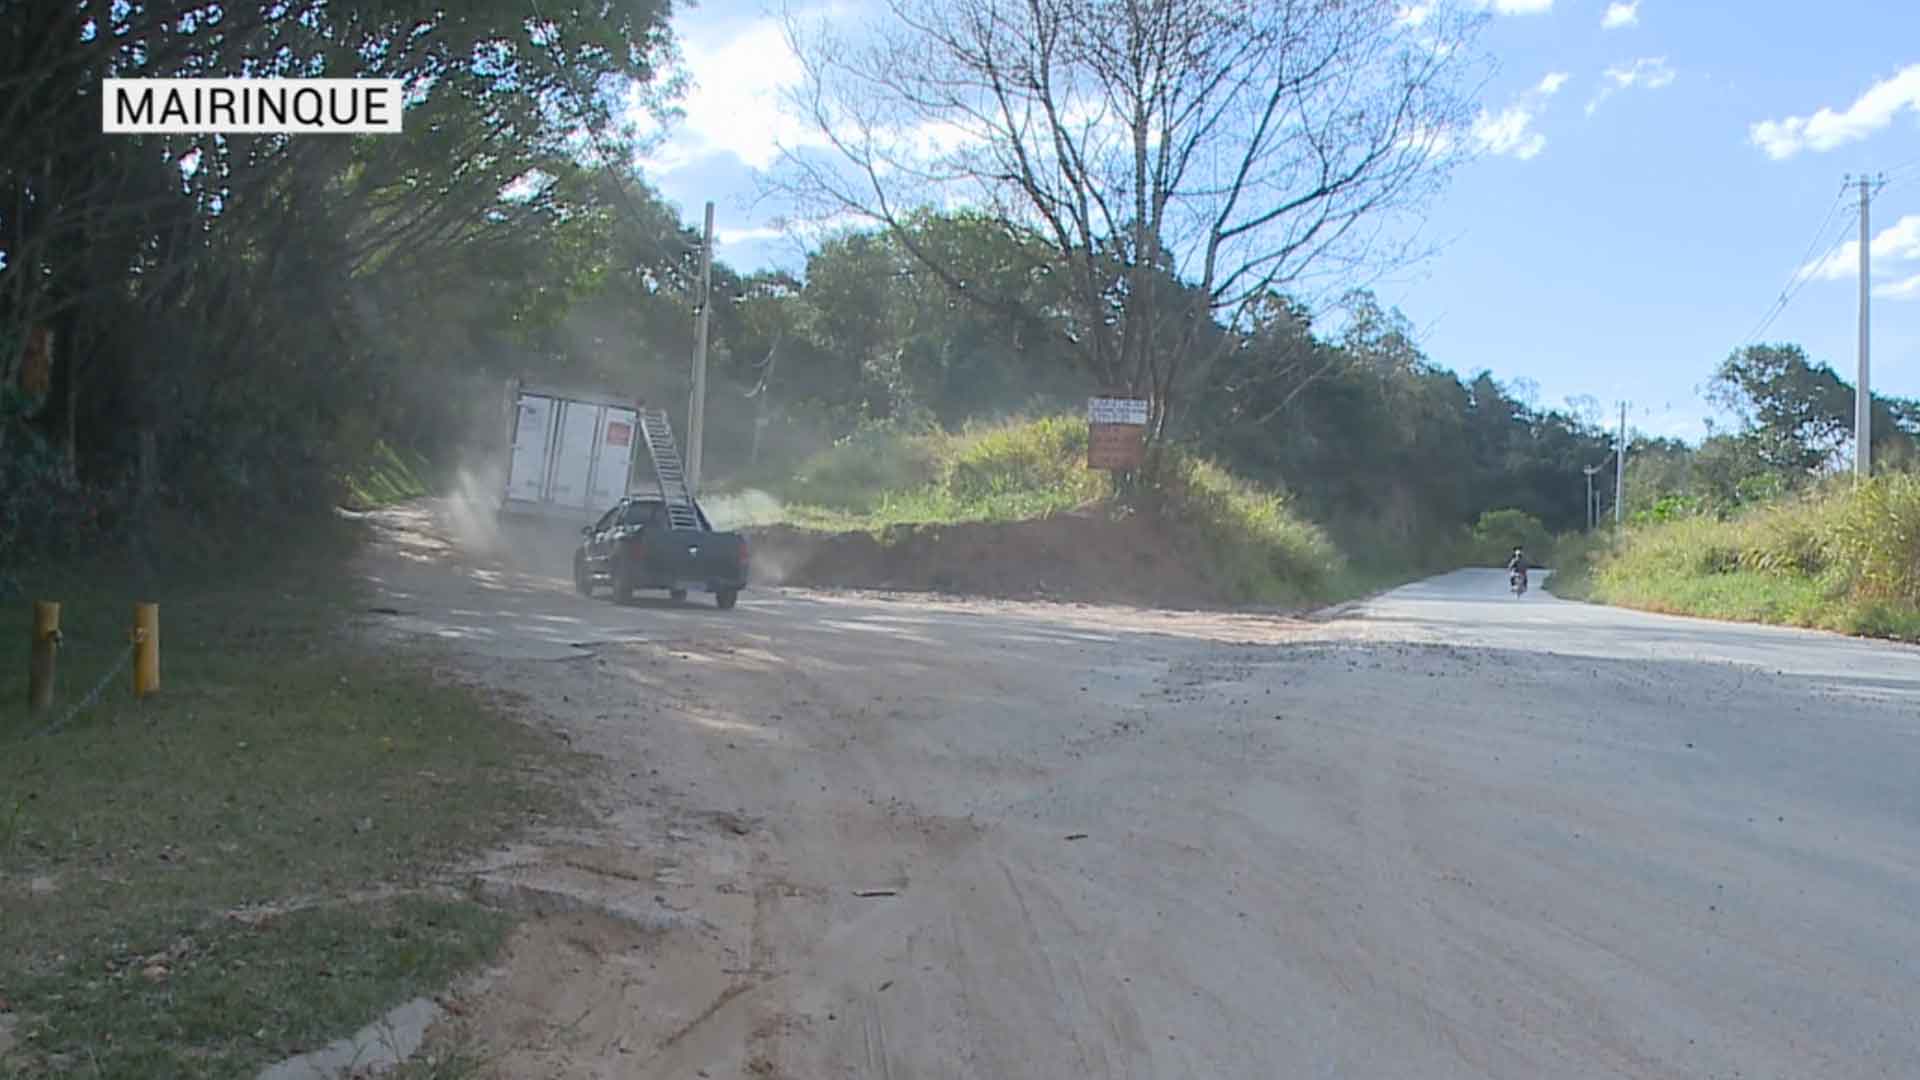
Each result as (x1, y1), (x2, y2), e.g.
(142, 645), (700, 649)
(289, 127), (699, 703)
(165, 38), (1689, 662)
(37, 640), (138, 738)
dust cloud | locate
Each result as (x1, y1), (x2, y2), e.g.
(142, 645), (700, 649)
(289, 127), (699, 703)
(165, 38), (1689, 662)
(444, 461), (507, 557)
(439, 456), (585, 582)
(698, 488), (786, 530)
(702, 488), (797, 585)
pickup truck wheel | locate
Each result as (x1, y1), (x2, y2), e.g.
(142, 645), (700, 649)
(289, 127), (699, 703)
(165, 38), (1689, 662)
(670, 588), (688, 604)
(573, 557), (593, 596)
(612, 563), (635, 604)
(715, 589), (739, 611)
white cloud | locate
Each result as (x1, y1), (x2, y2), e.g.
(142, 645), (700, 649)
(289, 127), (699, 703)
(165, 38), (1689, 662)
(714, 225), (788, 250)
(1606, 57), (1676, 90)
(1877, 271), (1920, 301)
(1402, 0), (1550, 28)
(1469, 70), (1569, 159)
(1473, 104), (1548, 159)
(644, 14), (826, 173)
(1586, 57), (1676, 115)
(1804, 214), (1920, 281)
(1750, 63), (1920, 160)
(1601, 1), (1639, 29)
(1411, 0), (1550, 19)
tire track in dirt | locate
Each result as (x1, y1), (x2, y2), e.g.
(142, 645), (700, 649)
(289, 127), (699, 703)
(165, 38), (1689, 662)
(364, 506), (1920, 1078)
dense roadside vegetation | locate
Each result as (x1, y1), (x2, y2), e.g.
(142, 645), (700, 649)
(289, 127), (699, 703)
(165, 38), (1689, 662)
(1552, 475), (1920, 642)
(1549, 345), (1920, 642)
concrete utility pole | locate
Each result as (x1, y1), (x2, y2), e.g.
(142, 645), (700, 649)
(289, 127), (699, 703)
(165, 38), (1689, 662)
(1614, 402), (1627, 525)
(686, 201), (715, 496)
(1856, 175), (1873, 482)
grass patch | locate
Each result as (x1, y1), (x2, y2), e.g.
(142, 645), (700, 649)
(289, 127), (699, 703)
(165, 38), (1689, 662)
(0, 517), (572, 1078)
(1546, 475), (1920, 642)
(1581, 562), (1833, 623)
(5, 897), (504, 1079)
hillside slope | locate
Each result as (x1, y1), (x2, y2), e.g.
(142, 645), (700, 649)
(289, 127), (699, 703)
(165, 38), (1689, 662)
(718, 416), (1371, 609)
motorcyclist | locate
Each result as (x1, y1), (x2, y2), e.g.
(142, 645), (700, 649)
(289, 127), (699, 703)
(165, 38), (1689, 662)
(1507, 546), (1529, 591)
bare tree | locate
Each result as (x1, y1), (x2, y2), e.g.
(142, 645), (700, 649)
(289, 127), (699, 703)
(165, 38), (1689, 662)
(774, 0), (1485, 436)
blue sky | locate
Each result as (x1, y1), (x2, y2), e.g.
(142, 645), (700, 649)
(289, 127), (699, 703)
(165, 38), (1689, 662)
(638, 0), (1920, 443)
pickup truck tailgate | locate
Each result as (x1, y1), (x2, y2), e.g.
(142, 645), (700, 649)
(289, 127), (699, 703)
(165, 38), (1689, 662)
(662, 530), (747, 583)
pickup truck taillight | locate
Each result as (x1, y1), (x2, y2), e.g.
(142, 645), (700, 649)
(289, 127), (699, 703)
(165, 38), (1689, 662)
(738, 537), (750, 568)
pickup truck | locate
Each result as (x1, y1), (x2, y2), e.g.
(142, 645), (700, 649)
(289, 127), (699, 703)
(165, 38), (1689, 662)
(573, 496), (750, 609)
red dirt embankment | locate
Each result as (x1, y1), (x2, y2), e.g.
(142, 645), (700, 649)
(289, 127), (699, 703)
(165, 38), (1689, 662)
(744, 506), (1231, 609)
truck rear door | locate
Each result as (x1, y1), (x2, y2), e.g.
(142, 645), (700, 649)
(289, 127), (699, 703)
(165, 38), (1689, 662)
(507, 392), (556, 503)
(589, 407), (637, 507)
(548, 400), (602, 511)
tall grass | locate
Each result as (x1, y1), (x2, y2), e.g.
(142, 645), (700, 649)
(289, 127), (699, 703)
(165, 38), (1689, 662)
(755, 414), (1349, 605)
(1139, 450), (1341, 605)
(1551, 474), (1920, 640)
(769, 416), (1112, 528)
(942, 415), (1110, 508)
(1829, 472), (1920, 603)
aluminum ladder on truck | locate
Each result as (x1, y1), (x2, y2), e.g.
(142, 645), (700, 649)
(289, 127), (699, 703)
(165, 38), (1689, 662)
(637, 408), (702, 530)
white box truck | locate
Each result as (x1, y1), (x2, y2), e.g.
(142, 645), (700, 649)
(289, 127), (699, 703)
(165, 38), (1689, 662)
(499, 379), (644, 519)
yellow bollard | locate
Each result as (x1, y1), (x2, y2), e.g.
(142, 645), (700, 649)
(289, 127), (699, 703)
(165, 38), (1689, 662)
(29, 601), (60, 714)
(133, 602), (159, 698)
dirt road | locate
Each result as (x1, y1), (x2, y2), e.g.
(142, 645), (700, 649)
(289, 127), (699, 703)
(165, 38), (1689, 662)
(357, 502), (1920, 1079)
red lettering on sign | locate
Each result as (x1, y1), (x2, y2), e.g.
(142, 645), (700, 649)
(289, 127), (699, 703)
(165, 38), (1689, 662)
(606, 421), (632, 447)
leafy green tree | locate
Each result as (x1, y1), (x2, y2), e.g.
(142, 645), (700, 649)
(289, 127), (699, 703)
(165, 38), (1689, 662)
(1, 0), (682, 542)
(1622, 438), (1695, 518)
(1708, 344), (1856, 475)
(1472, 509), (1551, 566)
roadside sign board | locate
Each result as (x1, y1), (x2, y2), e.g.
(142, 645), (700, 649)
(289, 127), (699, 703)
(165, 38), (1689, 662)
(1087, 395), (1150, 470)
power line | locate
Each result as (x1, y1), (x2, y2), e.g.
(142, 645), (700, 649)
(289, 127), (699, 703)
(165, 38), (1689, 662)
(1881, 157), (1920, 196)
(1741, 180), (1855, 347)
(1750, 213), (1856, 344)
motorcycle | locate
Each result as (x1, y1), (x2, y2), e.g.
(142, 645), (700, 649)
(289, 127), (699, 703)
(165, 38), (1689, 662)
(1509, 568), (1528, 596)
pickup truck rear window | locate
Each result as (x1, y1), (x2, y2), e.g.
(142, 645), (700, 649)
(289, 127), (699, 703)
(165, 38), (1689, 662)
(620, 501), (666, 528)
